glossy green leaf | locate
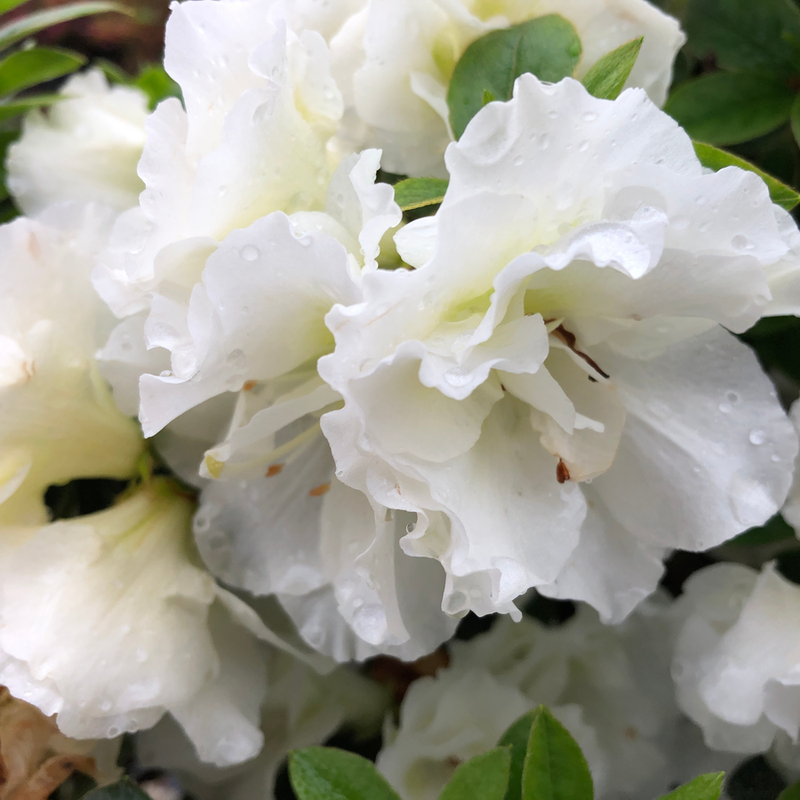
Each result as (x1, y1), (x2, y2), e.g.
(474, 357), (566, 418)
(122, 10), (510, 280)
(0, 46), (84, 96)
(447, 15), (581, 139)
(658, 772), (725, 800)
(778, 780), (800, 800)
(0, 92), (62, 121)
(521, 706), (593, 800)
(135, 64), (181, 110)
(0, 2), (133, 52)
(393, 177), (449, 211)
(289, 747), (401, 800)
(684, 0), (800, 74)
(791, 94), (800, 152)
(439, 748), (511, 800)
(498, 711), (536, 800)
(692, 141), (800, 211)
(665, 73), (794, 146)
(581, 37), (643, 100)
(83, 777), (151, 799)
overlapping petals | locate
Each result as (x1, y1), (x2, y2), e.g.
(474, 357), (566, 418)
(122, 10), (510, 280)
(320, 75), (799, 632)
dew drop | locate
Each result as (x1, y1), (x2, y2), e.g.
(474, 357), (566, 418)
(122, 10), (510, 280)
(726, 391), (740, 404)
(538, 133), (549, 150)
(406, 521), (416, 534)
(513, 155), (525, 167)
(749, 429), (766, 445)
(731, 234), (748, 250)
(718, 402), (732, 414)
(227, 349), (246, 369)
(548, 110), (558, 119)
(579, 140), (589, 152)
(582, 111), (598, 122)
(240, 245), (259, 261)
(107, 727), (121, 738)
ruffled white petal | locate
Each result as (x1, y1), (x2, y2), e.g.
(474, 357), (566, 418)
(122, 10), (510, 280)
(7, 70), (148, 215)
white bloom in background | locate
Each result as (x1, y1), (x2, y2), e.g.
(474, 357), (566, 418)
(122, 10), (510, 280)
(0, 478), (293, 768)
(449, 602), (740, 798)
(137, 652), (388, 800)
(672, 562), (800, 755)
(0, 204), (142, 526)
(330, 0), (685, 175)
(781, 399), (800, 534)
(376, 665), (603, 800)
(94, 0), (458, 661)
(7, 70), (149, 215)
(320, 75), (800, 632)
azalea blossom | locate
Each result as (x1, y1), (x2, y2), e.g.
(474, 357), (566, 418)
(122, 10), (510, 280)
(0, 478), (309, 768)
(0, 204), (142, 526)
(94, 0), (459, 661)
(672, 562), (800, 755)
(330, 0), (685, 175)
(137, 652), (388, 799)
(376, 665), (604, 800)
(449, 600), (740, 798)
(319, 75), (800, 634)
(7, 70), (149, 215)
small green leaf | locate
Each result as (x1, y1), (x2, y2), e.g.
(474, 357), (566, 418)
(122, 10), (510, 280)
(135, 64), (181, 110)
(665, 73), (794, 146)
(658, 772), (725, 800)
(447, 15), (581, 139)
(521, 706), (592, 800)
(95, 57), (131, 84)
(0, 0), (33, 14)
(0, 92), (63, 121)
(393, 177), (449, 211)
(684, 0), (800, 75)
(289, 747), (401, 800)
(692, 141), (800, 211)
(482, 88), (496, 105)
(731, 513), (796, 546)
(0, 2), (133, 52)
(581, 37), (643, 100)
(498, 711), (536, 800)
(778, 780), (800, 800)
(439, 748), (511, 800)
(0, 47), (84, 96)
(82, 777), (151, 799)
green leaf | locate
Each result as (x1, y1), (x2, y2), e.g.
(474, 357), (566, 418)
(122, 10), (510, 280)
(581, 37), (643, 100)
(790, 94), (800, 152)
(0, 46), (84, 96)
(134, 64), (181, 110)
(778, 780), (800, 800)
(289, 747), (401, 800)
(658, 772), (725, 800)
(95, 57), (131, 84)
(447, 15), (581, 139)
(731, 513), (796, 546)
(82, 777), (151, 799)
(521, 706), (592, 800)
(684, 0), (800, 75)
(692, 141), (800, 211)
(0, 2), (133, 52)
(498, 711), (536, 800)
(665, 73), (794, 146)
(393, 177), (449, 211)
(0, 92), (62, 121)
(0, 0), (33, 14)
(439, 748), (511, 800)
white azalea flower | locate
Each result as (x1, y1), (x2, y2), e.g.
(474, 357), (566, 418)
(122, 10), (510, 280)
(672, 562), (800, 755)
(450, 602), (740, 798)
(330, 0), (685, 176)
(92, 0), (459, 661)
(7, 70), (149, 215)
(319, 75), (799, 632)
(0, 478), (291, 768)
(137, 653), (388, 799)
(0, 204), (142, 525)
(376, 665), (604, 800)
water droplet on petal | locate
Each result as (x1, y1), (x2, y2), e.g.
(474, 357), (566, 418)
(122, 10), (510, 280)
(240, 245), (259, 261)
(749, 429), (766, 445)
(731, 234), (748, 250)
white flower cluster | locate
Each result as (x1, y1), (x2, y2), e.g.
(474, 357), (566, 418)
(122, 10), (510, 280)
(7, 0), (800, 795)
